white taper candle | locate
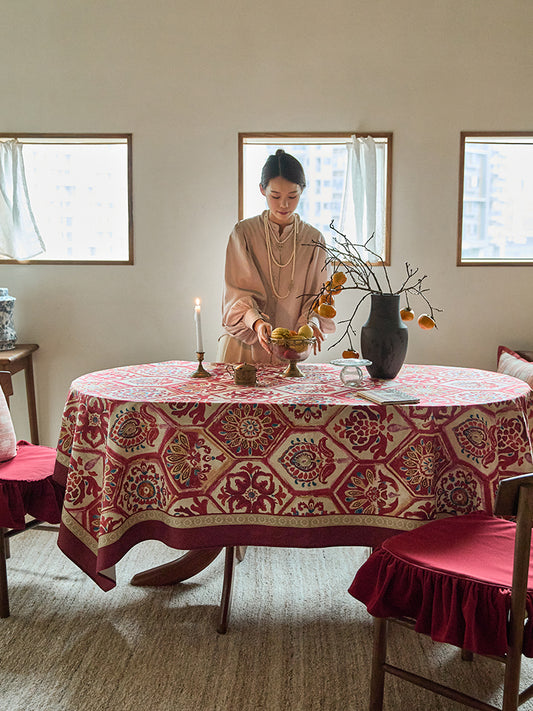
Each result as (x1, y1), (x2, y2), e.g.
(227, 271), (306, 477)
(194, 298), (204, 352)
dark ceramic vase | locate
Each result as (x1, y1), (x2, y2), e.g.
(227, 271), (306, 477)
(361, 293), (408, 379)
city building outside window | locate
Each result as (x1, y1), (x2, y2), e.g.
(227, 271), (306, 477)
(458, 132), (533, 265)
(0, 134), (132, 264)
(239, 132), (392, 264)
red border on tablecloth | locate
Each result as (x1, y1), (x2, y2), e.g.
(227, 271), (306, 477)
(57, 516), (396, 591)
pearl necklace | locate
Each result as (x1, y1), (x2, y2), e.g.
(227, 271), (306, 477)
(264, 213), (298, 300)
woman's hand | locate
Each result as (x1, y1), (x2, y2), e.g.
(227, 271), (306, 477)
(254, 319), (272, 353)
(310, 323), (325, 354)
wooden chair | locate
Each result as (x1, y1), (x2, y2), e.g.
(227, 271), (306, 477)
(349, 473), (533, 711)
(0, 371), (63, 617)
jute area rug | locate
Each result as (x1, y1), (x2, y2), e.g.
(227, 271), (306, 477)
(2, 530), (533, 711)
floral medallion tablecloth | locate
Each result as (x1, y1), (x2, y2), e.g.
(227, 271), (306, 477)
(53, 361), (533, 590)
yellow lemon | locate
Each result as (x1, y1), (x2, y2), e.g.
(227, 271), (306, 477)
(298, 324), (314, 339)
(271, 327), (291, 339)
(288, 339), (307, 353)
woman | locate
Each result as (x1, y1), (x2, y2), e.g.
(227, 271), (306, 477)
(217, 149), (335, 364)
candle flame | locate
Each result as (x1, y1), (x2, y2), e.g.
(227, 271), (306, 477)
(195, 297), (201, 307)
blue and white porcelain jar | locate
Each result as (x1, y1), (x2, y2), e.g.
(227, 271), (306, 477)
(0, 288), (16, 350)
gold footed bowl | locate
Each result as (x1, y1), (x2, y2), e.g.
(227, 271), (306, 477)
(269, 337), (316, 377)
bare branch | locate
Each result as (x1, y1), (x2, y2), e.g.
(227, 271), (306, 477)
(302, 220), (442, 349)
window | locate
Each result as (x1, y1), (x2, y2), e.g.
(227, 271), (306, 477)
(0, 133), (133, 264)
(239, 132), (392, 264)
(458, 132), (533, 265)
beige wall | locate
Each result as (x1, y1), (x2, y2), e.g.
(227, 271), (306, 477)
(1, 0), (532, 445)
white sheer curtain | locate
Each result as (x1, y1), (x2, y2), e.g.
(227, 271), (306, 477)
(0, 139), (45, 259)
(339, 135), (384, 259)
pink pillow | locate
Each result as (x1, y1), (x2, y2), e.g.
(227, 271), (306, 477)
(497, 346), (533, 389)
(0, 387), (16, 462)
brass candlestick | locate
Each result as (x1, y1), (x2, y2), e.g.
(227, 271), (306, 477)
(192, 351), (211, 378)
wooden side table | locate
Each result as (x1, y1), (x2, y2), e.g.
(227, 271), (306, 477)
(0, 344), (39, 444)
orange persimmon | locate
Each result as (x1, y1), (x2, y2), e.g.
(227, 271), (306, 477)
(331, 272), (347, 287)
(418, 314), (436, 330)
(318, 303), (336, 318)
(400, 307), (415, 322)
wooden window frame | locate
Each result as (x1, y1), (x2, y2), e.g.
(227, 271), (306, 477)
(238, 132), (393, 265)
(457, 130), (533, 267)
(0, 133), (133, 266)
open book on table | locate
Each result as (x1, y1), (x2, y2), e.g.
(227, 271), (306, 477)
(356, 388), (420, 404)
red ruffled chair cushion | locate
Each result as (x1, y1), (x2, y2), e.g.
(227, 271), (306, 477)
(349, 512), (533, 658)
(0, 441), (63, 530)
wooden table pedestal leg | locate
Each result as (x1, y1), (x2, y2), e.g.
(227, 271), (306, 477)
(130, 545), (248, 633)
(130, 547), (223, 587)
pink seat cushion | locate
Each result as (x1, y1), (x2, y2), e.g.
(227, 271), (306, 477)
(349, 513), (533, 657)
(0, 441), (63, 529)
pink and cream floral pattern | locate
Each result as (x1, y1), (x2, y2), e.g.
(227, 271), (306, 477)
(53, 361), (533, 590)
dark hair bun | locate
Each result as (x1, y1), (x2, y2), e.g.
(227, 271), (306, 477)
(260, 149), (306, 190)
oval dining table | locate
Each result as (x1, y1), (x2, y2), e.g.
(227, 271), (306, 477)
(53, 360), (533, 631)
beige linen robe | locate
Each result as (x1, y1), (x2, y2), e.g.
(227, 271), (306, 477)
(217, 211), (335, 364)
